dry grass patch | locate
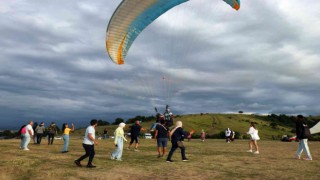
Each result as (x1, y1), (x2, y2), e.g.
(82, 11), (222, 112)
(0, 138), (319, 180)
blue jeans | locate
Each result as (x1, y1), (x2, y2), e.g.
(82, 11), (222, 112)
(62, 134), (69, 152)
(22, 134), (31, 149)
(297, 139), (312, 159)
(112, 137), (124, 160)
(20, 135), (25, 148)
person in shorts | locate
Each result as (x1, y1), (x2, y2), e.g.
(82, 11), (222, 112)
(128, 120), (144, 151)
(154, 119), (170, 158)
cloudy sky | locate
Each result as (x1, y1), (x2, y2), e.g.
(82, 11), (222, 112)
(1, 0), (319, 129)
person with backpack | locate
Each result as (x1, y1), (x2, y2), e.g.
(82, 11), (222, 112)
(19, 124), (27, 149)
(166, 121), (194, 163)
(154, 119), (170, 158)
(22, 121), (34, 150)
(35, 122), (45, 144)
(295, 115), (312, 160)
(47, 122), (57, 145)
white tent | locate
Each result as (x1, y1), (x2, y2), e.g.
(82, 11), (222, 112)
(310, 121), (320, 134)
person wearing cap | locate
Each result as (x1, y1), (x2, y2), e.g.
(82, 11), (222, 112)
(74, 119), (98, 168)
(35, 122), (46, 144)
(111, 122), (127, 161)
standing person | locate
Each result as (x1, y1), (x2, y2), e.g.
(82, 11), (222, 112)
(166, 121), (194, 162)
(19, 124), (27, 149)
(295, 115), (312, 160)
(47, 122), (57, 145)
(231, 130), (236, 142)
(201, 129), (206, 142)
(225, 128), (231, 143)
(111, 123), (127, 161)
(35, 122), (45, 144)
(22, 121), (34, 150)
(61, 123), (74, 153)
(103, 128), (108, 139)
(154, 119), (170, 158)
(246, 122), (260, 154)
(32, 122), (38, 144)
(74, 119), (98, 168)
(127, 120), (144, 151)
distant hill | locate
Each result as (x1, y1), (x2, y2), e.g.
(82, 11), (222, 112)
(73, 113), (320, 140)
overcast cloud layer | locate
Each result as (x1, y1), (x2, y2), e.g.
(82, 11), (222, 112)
(1, 0), (320, 129)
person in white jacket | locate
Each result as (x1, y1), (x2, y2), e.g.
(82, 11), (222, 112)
(246, 122), (260, 154)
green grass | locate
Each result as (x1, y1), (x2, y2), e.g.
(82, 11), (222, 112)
(0, 138), (319, 179)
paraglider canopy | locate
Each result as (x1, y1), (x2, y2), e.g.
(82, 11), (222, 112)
(106, 0), (240, 65)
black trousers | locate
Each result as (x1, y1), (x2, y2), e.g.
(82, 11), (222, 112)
(77, 144), (95, 165)
(36, 133), (43, 144)
(166, 141), (186, 161)
(48, 133), (55, 144)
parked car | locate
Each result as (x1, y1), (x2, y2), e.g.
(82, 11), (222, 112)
(144, 133), (152, 139)
(281, 135), (297, 142)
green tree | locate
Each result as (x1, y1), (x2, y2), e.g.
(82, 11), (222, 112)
(113, 118), (124, 125)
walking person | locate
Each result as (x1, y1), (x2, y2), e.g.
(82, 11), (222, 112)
(35, 122), (45, 144)
(19, 124), (27, 149)
(225, 128), (231, 143)
(22, 121), (34, 150)
(295, 115), (312, 160)
(166, 121), (194, 162)
(127, 120), (144, 151)
(201, 129), (206, 142)
(47, 122), (57, 145)
(74, 119), (98, 168)
(154, 119), (170, 158)
(61, 123), (74, 153)
(246, 122), (260, 154)
(103, 128), (108, 139)
(111, 123), (127, 161)
(32, 122), (38, 144)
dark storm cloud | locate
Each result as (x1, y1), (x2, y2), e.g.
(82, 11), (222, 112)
(0, 0), (319, 129)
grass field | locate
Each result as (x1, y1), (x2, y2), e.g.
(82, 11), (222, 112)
(0, 138), (319, 180)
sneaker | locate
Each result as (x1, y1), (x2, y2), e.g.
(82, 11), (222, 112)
(182, 159), (189, 162)
(303, 157), (312, 161)
(246, 150), (253, 153)
(127, 147), (130, 150)
(74, 160), (82, 167)
(116, 159), (122, 161)
(87, 164), (96, 168)
(23, 148), (30, 151)
(166, 160), (173, 163)
(294, 155), (300, 160)
(254, 151), (259, 154)
(134, 149), (140, 152)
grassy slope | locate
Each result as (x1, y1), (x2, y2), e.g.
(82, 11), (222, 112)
(74, 114), (296, 140)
